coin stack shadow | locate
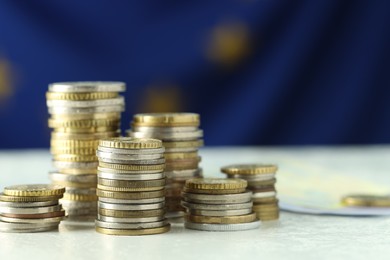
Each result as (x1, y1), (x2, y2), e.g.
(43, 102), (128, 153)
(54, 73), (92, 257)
(46, 82), (126, 219)
(221, 164), (279, 221)
(182, 178), (260, 232)
(127, 113), (204, 218)
(95, 137), (170, 235)
(0, 184), (65, 233)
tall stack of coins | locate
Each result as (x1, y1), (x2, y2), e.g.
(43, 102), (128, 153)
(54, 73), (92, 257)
(0, 184), (65, 233)
(95, 137), (170, 235)
(127, 113), (204, 217)
(182, 178), (260, 232)
(46, 82), (125, 218)
(221, 164), (279, 221)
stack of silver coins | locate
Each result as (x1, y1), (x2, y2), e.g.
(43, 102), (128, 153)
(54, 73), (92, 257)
(46, 82), (125, 218)
(221, 164), (279, 221)
(127, 113), (203, 217)
(95, 137), (170, 236)
(0, 184), (65, 233)
(182, 178), (260, 232)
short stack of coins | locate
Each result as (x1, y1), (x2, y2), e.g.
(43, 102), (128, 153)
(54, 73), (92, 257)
(95, 137), (170, 235)
(182, 178), (260, 232)
(46, 82), (125, 218)
(221, 164), (279, 221)
(127, 113), (204, 217)
(0, 184), (65, 233)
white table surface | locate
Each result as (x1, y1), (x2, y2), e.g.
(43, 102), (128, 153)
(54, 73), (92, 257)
(1, 146), (390, 260)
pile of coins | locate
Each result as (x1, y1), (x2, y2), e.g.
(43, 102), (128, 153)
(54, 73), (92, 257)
(221, 164), (279, 221)
(182, 178), (260, 231)
(0, 184), (65, 232)
(127, 113), (204, 217)
(95, 137), (170, 235)
(46, 82), (125, 218)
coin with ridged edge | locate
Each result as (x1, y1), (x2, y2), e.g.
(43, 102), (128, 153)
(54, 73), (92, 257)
(185, 212), (257, 224)
(184, 220), (260, 232)
(97, 190), (164, 200)
(183, 187), (246, 195)
(96, 224), (170, 236)
(98, 178), (165, 188)
(221, 164), (278, 175)
(133, 113), (199, 127)
(97, 184), (164, 192)
(98, 208), (165, 218)
(46, 91), (119, 100)
(97, 215), (163, 223)
(4, 184), (65, 197)
(99, 137), (162, 149)
(48, 81), (126, 93)
(98, 162), (165, 171)
(0, 193), (62, 202)
(185, 178), (247, 190)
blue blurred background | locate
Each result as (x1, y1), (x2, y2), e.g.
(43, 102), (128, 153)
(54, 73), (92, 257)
(0, 0), (389, 148)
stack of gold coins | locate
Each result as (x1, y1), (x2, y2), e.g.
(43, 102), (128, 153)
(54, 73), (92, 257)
(127, 113), (204, 217)
(182, 178), (260, 232)
(0, 184), (65, 232)
(221, 164), (279, 221)
(46, 82), (125, 218)
(95, 137), (170, 236)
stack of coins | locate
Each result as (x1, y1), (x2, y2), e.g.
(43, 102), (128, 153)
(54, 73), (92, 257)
(95, 137), (170, 235)
(127, 113), (204, 217)
(46, 82), (125, 218)
(221, 164), (279, 221)
(0, 184), (65, 233)
(182, 178), (260, 231)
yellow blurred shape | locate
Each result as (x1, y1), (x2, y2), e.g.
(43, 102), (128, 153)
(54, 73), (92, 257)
(0, 57), (14, 101)
(206, 21), (252, 67)
(137, 85), (184, 113)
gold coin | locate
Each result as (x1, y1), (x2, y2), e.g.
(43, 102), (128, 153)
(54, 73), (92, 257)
(185, 212), (257, 224)
(98, 162), (165, 171)
(46, 92), (119, 100)
(51, 131), (119, 140)
(221, 164), (278, 175)
(97, 190), (165, 199)
(53, 154), (97, 162)
(165, 162), (199, 171)
(98, 208), (165, 218)
(252, 197), (278, 204)
(132, 113), (200, 127)
(164, 152), (198, 160)
(96, 224), (170, 236)
(54, 126), (119, 134)
(51, 181), (97, 189)
(97, 184), (164, 192)
(341, 194), (390, 207)
(50, 147), (97, 155)
(51, 112), (121, 120)
(63, 193), (98, 201)
(48, 118), (120, 128)
(257, 213), (279, 221)
(4, 184), (65, 197)
(182, 187), (246, 195)
(51, 139), (100, 148)
(253, 204), (279, 212)
(0, 193), (62, 202)
(57, 168), (97, 175)
(163, 140), (204, 149)
(98, 178), (166, 188)
(185, 178), (247, 190)
(99, 137), (162, 149)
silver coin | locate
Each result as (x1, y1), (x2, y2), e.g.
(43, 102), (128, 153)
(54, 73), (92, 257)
(49, 172), (97, 183)
(0, 204), (62, 214)
(53, 161), (98, 170)
(96, 150), (163, 161)
(0, 215), (63, 224)
(164, 147), (199, 153)
(97, 157), (165, 165)
(129, 130), (203, 141)
(228, 174), (275, 182)
(252, 191), (277, 198)
(98, 197), (165, 204)
(184, 220), (260, 232)
(182, 191), (252, 204)
(98, 201), (165, 211)
(181, 201), (253, 211)
(131, 126), (198, 133)
(0, 200), (58, 208)
(47, 96), (124, 108)
(48, 105), (125, 115)
(48, 81), (126, 93)
(60, 200), (97, 209)
(97, 215), (164, 223)
(97, 166), (163, 174)
(97, 146), (165, 155)
(98, 171), (164, 181)
(187, 208), (252, 217)
(95, 219), (168, 229)
(165, 168), (203, 179)
(0, 222), (59, 233)
(65, 187), (97, 195)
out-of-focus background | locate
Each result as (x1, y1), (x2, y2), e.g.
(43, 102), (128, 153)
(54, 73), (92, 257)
(0, 1), (389, 148)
